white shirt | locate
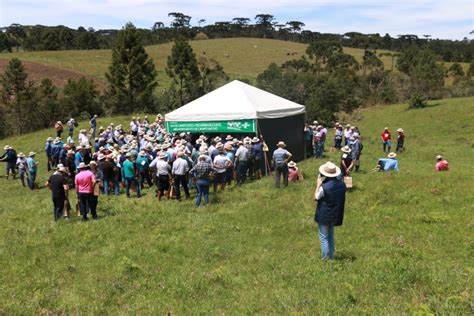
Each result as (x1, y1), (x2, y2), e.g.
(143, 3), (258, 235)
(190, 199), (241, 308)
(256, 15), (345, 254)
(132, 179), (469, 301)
(315, 186), (324, 200)
(213, 154), (230, 173)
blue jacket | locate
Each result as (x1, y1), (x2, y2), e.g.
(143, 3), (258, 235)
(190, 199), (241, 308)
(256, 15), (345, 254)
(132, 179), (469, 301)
(315, 178), (346, 226)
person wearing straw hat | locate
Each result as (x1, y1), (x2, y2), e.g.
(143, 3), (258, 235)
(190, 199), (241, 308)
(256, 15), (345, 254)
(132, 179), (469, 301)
(101, 154), (120, 195)
(44, 137), (54, 172)
(136, 150), (152, 189)
(26, 152), (39, 190)
(435, 154), (449, 172)
(46, 166), (69, 221)
(90, 114), (98, 138)
(304, 123), (314, 159)
(190, 155), (213, 207)
(288, 161), (303, 182)
(396, 128), (405, 153)
(16, 152), (28, 187)
(314, 161), (346, 261)
(340, 146), (354, 177)
(54, 121), (63, 138)
(334, 124), (343, 149)
(381, 127), (392, 153)
(66, 118), (76, 137)
(375, 152), (400, 172)
(75, 162), (97, 220)
(122, 153), (141, 198)
(344, 124), (352, 146)
(0, 145), (17, 179)
(251, 137), (263, 180)
(234, 140), (249, 186)
(213, 144), (232, 193)
(272, 141), (293, 188)
(172, 150), (190, 201)
(350, 133), (363, 172)
(150, 152), (171, 200)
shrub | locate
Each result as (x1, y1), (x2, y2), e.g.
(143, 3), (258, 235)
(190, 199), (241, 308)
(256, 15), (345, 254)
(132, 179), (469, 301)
(409, 93), (427, 109)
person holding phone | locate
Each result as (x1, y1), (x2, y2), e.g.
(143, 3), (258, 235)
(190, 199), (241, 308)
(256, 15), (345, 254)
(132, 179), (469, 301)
(314, 162), (346, 261)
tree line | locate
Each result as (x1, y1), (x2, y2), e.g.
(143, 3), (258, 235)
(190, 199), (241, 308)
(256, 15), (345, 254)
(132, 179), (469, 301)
(1, 13), (473, 63)
(1, 23), (473, 139)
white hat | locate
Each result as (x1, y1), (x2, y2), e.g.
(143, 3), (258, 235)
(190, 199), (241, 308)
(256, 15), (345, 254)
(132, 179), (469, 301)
(57, 166), (67, 173)
(159, 152), (167, 159)
(216, 142), (224, 149)
(397, 128), (404, 133)
(28, 151), (36, 157)
(436, 154), (443, 160)
(352, 133), (360, 138)
(277, 141), (286, 147)
(225, 135), (233, 141)
(3, 145), (11, 150)
(341, 146), (351, 153)
(138, 151), (146, 156)
(319, 162), (341, 178)
(46, 137), (53, 142)
(252, 137), (260, 143)
(17, 152), (25, 158)
(388, 152), (397, 158)
(214, 136), (222, 142)
(288, 161), (296, 168)
(78, 162), (88, 169)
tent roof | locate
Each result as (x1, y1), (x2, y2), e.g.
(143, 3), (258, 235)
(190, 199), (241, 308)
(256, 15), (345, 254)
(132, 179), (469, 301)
(165, 80), (305, 122)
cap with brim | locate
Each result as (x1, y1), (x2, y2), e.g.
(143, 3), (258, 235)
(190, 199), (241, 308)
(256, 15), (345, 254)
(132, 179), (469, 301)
(319, 162), (341, 178)
(28, 151), (36, 157)
(388, 152), (397, 158)
(341, 146), (351, 153)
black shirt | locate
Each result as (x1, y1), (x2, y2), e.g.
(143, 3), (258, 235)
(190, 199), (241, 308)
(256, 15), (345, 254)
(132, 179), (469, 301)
(101, 160), (116, 179)
(49, 174), (66, 200)
(341, 153), (353, 169)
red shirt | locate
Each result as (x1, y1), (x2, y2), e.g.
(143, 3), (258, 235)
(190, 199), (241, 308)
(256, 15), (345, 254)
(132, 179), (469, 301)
(381, 131), (391, 141)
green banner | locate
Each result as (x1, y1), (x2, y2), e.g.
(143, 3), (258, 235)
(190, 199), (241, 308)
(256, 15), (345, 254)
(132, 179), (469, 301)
(166, 120), (256, 133)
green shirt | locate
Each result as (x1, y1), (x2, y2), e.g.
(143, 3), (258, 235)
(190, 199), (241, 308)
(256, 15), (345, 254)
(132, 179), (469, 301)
(122, 159), (135, 178)
(136, 156), (149, 171)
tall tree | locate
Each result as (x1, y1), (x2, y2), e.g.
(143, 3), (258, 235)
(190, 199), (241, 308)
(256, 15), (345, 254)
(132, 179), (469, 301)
(197, 57), (229, 93)
(362, 50), (383, 75)
(37, 78), (61, 127)
(105, 23), (157, 114)
(166, 37), (201, 107)
(6, 24), (26, 52)
(0, 32), (12, 52)
(286, 21), (305, 40)
(168, 12), (192, 28)
(255, 14), (275, 38)
(62, 77), (102, 117)
(0, 58), (37, 134)
(306, 41), (343, 71)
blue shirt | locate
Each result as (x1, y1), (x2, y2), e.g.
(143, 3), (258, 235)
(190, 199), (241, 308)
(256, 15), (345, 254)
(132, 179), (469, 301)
(380, 158), (399, 172)
(26, 157), (37, 172)
(273, 148), (291, 164)
(74, 152), (83, 169)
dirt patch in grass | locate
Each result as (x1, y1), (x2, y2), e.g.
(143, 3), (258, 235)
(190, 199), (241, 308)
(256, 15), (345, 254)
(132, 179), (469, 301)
(0, 59), (107, 90)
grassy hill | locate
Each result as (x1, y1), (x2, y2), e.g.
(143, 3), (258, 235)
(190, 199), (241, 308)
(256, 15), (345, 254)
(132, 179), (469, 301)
(0, 97), (473, 314)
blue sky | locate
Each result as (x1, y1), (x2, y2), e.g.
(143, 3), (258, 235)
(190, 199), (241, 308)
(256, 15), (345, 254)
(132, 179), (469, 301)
(0, 0), (472, 39)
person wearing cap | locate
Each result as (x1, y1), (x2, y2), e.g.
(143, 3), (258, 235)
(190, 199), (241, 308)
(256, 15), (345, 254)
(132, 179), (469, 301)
(90, 114), (98, 139)
(47, 166), (69, 221)
(213, 145), (232, 193)
(44, 137), (53, 172)
(25, 152), (39, 190)
(375, 152), (400, 172)
(350, 133), (363, 172)
(136, 151), (152, 189)
(75, 162), (97, 220)
(340, 146), (354, 177)
(234, 141), (249, 186)
(190, 155), (213, 207)
(66, 118), (76, 137)
(150, 152), (171, 200)
(54, 121), (64, 138)
(16, 152), (28, 187)
(435, 155), (449, 172)
(314, 161), (346, 261)
(122, 153), (141, 198)
(396, 128), (405, 153)
(381, 127), (392, 153)
(272, 141), (293, 188)
(344, 124), (353, 146)
(172, 151), (191, 201)
(0, 145), (17, 179)
(288, 161), (303, 182)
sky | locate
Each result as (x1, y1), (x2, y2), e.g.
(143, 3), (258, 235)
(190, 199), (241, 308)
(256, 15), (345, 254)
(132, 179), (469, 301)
(0, 0), (473, 40)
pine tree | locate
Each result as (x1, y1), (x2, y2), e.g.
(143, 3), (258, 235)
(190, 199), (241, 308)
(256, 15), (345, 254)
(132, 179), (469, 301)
(0, 58), (37, 135)
(105, 23), (157, 114)
(166, 36), (201, 107)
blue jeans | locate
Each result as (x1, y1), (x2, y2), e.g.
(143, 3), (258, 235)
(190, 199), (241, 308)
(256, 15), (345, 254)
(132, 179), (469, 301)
(103, 177), (120, 195)
(236, 161), (247, 185)
(28, 171), (36, 190)
(383, 140), (391, 152)
(195, 179), (209, 207)
(124, 177), (141, 197)
(318, 223), (335, 260)
(314, 142), (323, 158)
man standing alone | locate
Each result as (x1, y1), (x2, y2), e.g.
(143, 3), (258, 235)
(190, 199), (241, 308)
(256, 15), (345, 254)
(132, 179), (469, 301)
(75, 162), (97, 221)
(381, 127), (391, 153)
(314, 162), (346, 261)
(272, 141), (292, 188)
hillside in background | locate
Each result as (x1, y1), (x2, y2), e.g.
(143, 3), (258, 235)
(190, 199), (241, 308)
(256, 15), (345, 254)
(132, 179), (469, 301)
(0, 97), (473, 314)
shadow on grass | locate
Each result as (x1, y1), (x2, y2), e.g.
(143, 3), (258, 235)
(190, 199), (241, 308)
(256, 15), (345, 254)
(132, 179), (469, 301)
(335, 250), (357, 262)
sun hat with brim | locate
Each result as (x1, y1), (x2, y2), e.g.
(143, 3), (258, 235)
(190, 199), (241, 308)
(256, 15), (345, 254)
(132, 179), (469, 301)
(89, 161), (97, 166)
(319, 162), (341, 178)
(3, 145), (11, 150)
(388, 152), (397, 158)
(17, 152), (25, 158)
(57, 167), (67, 174)
(78, 162), (88, 169)
(224, 143), (233, 151)
(159, 152), (167, 159)
(138, 151), (146, 156)
(199, 146), (208, 154)
(214, 137), (222, 143)
(346, 124), (351, 127)
(397, 128), (404, 133)
(225, 135), (233, 141)
(341, 146), (352, 153)
(436, 155), (443, 160)
(46, 137), (53, 142)
(277, 141), (286, 147)
(384, 127), (389, 130)
(252, 137), (260, 143)
(288, 161), (297, 168)
(28, 151), (36, 157)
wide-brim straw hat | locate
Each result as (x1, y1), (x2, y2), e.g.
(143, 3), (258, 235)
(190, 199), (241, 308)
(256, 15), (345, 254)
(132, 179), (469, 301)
(224, 143), (233, 151)
(159, 153), (167, 159)
(252, 137), (260, 143)
(139, 151), (146, 156)
(384, 127), (389, 130)
(341, 146), (352, 153)
(288, 161), (296, 168)
(3, 145), (11, 150)
(17, 152), (25, 158)
(397, 128), (404, 133)
(57, 166), (67, 173)
(78, 162), (88, 169)
(277, 141), (286, 147)
(214, 137), (222, 142)
(436, 154), (443, 160)
(225, 135), (233, 141)
(388, 152), (397, 158)
(46, 137), (53, 142)
(319, 162), (341, 178)
(28, 151), (36, 157)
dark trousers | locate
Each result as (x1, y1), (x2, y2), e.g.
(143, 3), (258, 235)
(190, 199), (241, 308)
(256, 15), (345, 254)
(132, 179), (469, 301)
(124, 177), (141, 197)
(78, 192), (97, 220)
(53, 197), (65, 221)
(5, 161), (16, 178)
(396, 141), (404, 153)
(236, 161), (248, 185)
(139, 170), (152, 189)
(334, 138), (342, 149)
(174, 174), (190, 199)
(275, 164), (288, 188)
(46, 154), (52, 171)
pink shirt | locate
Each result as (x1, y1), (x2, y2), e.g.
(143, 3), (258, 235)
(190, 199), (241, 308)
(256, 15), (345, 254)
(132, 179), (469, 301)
(75, 170), (96, 193)
(435, 160), (449, 171)
(288, 167), (300, 182)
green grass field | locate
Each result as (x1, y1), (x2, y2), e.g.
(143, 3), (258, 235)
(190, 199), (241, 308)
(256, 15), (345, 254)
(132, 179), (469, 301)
(0, 97), (473, 314)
